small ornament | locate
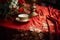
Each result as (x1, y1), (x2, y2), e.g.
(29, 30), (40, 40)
(32, 12), (38, 16)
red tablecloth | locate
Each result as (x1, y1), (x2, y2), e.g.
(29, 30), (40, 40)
(0, 5), (60, 33)
(0, 0), (60, 33)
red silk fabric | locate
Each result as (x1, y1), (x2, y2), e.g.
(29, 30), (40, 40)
(0, 0), (60, 33)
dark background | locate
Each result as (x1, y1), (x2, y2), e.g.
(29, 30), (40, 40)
(25, 0), (60, 10)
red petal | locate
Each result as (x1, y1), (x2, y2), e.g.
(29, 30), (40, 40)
(18, 8), (24, 13)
